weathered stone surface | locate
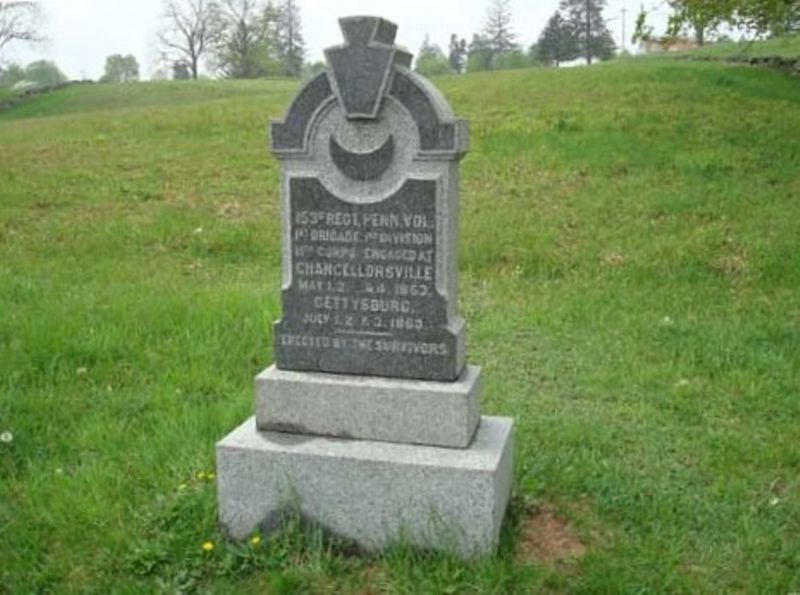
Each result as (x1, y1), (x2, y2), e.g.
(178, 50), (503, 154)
(271, 16), (469, 381)
(270, 73), (333, 153)
(274, 177), (465, 380)
(325, 17), (411, 120)
(254, 365), (481, 448)
(216, 16), (516, 559)
(217, 416), (514, 558)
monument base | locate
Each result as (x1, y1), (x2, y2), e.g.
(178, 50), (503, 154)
(255, 365), (481, 448)
(216, 416), (514, 558)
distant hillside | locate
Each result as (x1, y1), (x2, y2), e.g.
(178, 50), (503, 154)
(665, 34), (800, 72)
(0, 78), (297, 121)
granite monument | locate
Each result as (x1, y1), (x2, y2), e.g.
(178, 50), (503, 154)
(217, 16), (514, 557)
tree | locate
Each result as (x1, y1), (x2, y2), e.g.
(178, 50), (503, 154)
(0, 61), (23, 86)
(666, 0), (721, 45)
(0, 59), (63, 88)
(448, 34), (467, 73)
(466, 33), (492, 72)
(0, 1), (43, 58)
(632, 7), (655, 44)
(493, 49), (530, 70)
(560, 0), (616, 64)
(527, 43), (547, 66)
(415, 36), (454, 77)
(276, 0), (304, 77)
(158, 0), (222, 80)
(213, 0), (279, 78)
(301, 60), (325, 78)
(100, 54), (139, 83)
(23, 59), (66, 86)
(662, 0), (800, 40)
(780, 3), (800, 33)
(482, 0), (518, 67)
(537, 11), (580, 66)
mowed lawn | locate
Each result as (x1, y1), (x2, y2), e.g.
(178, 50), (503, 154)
(1, 60), (799, 593)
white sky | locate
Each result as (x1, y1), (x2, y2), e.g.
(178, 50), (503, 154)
(7, 0), (672, 80)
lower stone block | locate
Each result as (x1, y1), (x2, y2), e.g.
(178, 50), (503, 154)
(216, 416), (514, 558)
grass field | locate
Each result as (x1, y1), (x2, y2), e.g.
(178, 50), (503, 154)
(0, 87), (16, 102)
(1, 58), (799, 593)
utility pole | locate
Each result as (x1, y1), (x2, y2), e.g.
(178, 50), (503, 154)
(621, 7), (627, 53)
(586, 0), (592, 64)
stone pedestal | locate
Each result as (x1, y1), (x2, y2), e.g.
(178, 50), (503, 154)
(217, 416), (514, 557)
(215, 15), (514, 559)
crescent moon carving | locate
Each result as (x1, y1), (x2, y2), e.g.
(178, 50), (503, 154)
(329, 134), (395, 181)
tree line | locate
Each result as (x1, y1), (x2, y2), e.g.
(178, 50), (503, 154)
(0, 0), (306, 86)
(1, 0), (799, 87)
(415, 0), (617, 77)
(157, 0), (305, 80)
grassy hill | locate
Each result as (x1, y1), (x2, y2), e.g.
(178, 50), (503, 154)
(674, 33), (800, 60)
(1, 60), (799, 593)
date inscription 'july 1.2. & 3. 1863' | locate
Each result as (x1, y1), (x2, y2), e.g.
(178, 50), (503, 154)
(275, 177), (462, 381)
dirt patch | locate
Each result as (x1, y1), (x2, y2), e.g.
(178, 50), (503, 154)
(517, 505), (586, 567)
(601, 250), (628, 267)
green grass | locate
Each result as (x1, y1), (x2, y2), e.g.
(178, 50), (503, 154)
(0, 87), (17, 102)
(675, 33), (800, 59)
(1, 61), (799, 593)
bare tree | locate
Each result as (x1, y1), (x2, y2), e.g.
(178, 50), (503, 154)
(0, 1), (43, 57)
(214, 0), (277, 78)
(158, 0), (221, 80)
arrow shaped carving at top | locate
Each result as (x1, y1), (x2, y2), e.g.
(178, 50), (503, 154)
(324, 16), (412, 120)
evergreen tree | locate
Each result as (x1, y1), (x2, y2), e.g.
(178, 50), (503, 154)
(559, 0), (616, 64)
(448, 34), (467, 73)
(537, 11), (579, 66)
(260, 1), (281, 48)
(276, 0), (304, 77)
(483, 0), (518, 55)
(492, 49), (529, 70)
(415, 35), (453, 76)
(527, 43), (545, 66)
(466, 33), (492, 72)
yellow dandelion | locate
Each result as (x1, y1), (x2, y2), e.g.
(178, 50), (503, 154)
(197, 471), (207, 480)
(207, 472), (216, 480)
(250, 535), (262, 546)
(202, 541), (214, 552)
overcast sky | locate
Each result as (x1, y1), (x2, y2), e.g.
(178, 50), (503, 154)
(8, 0), (672, 80)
